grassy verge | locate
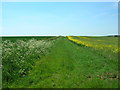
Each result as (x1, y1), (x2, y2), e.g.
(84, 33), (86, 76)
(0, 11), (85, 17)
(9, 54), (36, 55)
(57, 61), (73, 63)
(2, 36), (58, 88)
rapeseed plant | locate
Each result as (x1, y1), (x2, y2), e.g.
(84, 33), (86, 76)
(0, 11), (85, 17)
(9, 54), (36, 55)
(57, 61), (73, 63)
(67, 36), (119, 53)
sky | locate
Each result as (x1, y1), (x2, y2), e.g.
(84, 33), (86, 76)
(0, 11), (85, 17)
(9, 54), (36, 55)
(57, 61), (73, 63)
(2, 2), (118, 36)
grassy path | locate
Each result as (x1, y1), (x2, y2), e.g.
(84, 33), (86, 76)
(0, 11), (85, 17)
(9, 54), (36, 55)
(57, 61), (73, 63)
(10, 37), (118, 88)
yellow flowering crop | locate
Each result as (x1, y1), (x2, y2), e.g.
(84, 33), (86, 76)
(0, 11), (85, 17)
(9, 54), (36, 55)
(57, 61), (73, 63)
(67, 36), (119, 53)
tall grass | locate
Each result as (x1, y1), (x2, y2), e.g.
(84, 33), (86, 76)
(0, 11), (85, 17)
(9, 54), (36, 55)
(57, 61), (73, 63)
(2, 38), (56, 86)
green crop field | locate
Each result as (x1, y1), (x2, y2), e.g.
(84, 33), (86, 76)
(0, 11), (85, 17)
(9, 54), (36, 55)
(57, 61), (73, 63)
(2, 36), (55, 42)
(1, 36), (119, 88)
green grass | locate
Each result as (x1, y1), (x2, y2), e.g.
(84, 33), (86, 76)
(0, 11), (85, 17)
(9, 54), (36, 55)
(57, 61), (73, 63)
(2, 36), (58, 88)
(3, 37), (118, 88)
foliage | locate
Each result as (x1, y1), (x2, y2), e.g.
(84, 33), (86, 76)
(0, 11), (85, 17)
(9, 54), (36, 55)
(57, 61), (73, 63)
(67, 36), (119, 53)
(2, 37), (56, 87)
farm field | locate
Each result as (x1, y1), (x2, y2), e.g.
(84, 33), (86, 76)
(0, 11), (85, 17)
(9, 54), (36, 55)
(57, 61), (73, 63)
(2, 36), (55, 42)
(2, 36), (119, 88)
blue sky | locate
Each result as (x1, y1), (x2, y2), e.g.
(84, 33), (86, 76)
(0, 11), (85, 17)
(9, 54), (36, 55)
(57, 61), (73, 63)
(2, 2), (118, 36)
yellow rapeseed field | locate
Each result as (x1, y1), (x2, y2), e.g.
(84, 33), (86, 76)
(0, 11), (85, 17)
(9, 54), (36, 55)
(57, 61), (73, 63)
(67, 36), (119, 53)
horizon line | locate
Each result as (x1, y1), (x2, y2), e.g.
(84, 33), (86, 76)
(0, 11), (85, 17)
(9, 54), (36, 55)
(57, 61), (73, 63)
(0, 34), (119, 37)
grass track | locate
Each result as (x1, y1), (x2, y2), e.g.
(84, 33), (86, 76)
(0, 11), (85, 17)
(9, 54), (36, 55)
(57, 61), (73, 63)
(9, 37), (118, 88)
